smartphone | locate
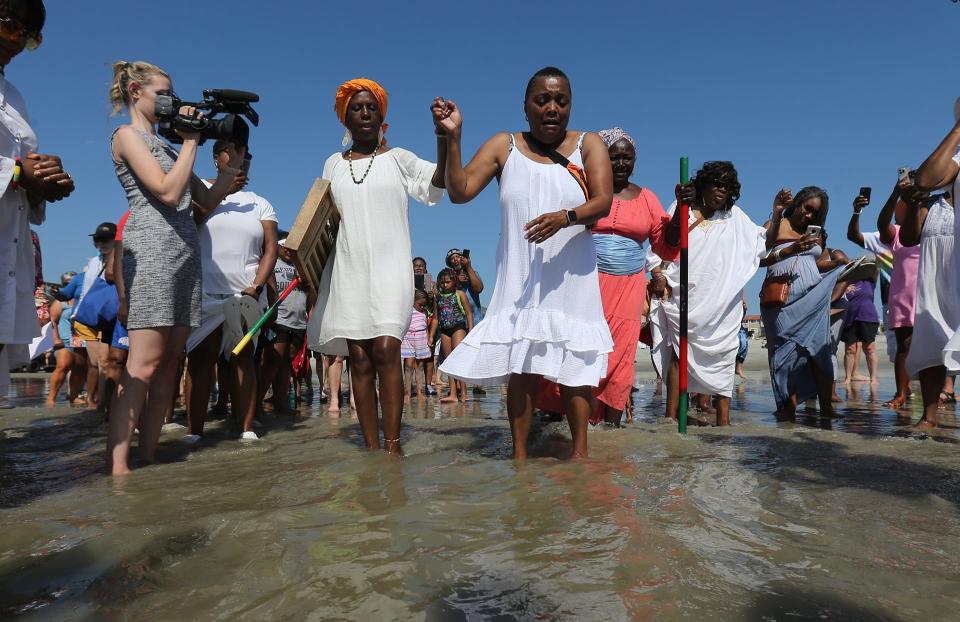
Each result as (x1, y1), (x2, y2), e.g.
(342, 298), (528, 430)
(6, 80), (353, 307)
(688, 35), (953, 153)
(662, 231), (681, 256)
(414, 273), (425, 292)
(240, 153), (252, 176)
(462, 249), (470, 258)
(898, 167), (911, 182)
(805, 225), (822, 238)
(859, 187), (872, 204)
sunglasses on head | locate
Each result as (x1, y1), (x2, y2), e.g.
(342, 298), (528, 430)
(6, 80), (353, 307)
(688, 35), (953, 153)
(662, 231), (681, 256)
(0, 16), (41, 51)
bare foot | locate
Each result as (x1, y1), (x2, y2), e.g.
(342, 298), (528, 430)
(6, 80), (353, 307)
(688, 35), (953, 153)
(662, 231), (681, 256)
(852, 375), (870, 382)
(831, 394), (843, 403)
(404, 395), (411, 404)
(44, 400), (56, 408)
(913, 417), (938, 430)
(440, 395), (457, 404)
(327, 406), (341, 417)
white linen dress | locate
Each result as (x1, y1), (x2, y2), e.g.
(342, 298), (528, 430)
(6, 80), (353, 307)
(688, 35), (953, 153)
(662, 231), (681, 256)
(0, 76), (44, 401)
(307, 148), (443, 356)
(440, 133), (613, 387)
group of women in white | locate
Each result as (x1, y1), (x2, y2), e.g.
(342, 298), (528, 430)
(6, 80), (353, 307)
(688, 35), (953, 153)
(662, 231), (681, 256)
(6, 0), (960, 476)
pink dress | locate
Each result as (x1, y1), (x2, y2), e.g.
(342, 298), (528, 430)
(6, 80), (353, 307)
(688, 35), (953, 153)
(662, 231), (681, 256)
(888, 225), (920, 329)
(401, 308), (431, 360)
(592, 189), (677, 412)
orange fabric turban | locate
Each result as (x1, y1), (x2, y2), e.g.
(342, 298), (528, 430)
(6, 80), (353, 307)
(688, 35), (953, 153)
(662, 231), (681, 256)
(334, 78), (388, 127)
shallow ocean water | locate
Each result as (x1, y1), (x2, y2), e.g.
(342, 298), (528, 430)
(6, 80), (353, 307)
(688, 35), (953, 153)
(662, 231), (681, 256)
(1, 368), (959, 621)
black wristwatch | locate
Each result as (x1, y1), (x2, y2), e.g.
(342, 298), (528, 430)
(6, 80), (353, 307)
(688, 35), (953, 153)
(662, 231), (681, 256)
(565, 209), (578, 226)
(253, 284), (264, 297)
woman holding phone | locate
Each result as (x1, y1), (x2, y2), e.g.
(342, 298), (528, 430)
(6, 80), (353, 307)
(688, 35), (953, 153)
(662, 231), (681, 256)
(106, 61), (245, 474)
(761, 186), (848, 421)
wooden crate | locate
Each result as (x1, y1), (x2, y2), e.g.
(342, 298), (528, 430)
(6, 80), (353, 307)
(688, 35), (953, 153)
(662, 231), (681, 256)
(284, 178), (340, 297)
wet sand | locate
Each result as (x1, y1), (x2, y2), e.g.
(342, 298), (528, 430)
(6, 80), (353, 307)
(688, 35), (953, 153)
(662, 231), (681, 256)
(2, 338), (959, 620)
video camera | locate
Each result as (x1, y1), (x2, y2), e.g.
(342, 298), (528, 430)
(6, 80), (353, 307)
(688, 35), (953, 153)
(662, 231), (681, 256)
(156, 89), (260, 146)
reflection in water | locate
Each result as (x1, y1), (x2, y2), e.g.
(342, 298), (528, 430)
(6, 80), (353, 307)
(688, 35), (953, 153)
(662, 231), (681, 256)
(1, 373), (959, 619)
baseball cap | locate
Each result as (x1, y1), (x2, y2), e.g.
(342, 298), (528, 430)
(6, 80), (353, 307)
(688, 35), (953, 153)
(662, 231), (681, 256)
(445, 248), (462, 267)
(90, 222), (117, 240)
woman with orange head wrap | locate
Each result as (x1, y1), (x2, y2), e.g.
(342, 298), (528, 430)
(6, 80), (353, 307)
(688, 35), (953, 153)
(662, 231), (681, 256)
(306, 79), (448, 455)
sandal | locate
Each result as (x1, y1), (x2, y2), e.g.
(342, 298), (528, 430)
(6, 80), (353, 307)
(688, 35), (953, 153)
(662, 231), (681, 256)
(940, 391), (957, 404)
(883, 395), (909, 410)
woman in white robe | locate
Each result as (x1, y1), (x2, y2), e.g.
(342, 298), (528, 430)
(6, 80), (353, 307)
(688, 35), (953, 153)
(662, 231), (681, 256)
(651, 161), (766, 426)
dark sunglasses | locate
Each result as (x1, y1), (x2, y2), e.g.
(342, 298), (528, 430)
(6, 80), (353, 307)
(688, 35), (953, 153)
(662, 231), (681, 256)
(0, 16), (42, 51)
(705, 178), (734, 191)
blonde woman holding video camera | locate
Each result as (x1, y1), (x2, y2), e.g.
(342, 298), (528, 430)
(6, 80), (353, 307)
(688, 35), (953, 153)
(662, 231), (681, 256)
(105, 61), (245, 475)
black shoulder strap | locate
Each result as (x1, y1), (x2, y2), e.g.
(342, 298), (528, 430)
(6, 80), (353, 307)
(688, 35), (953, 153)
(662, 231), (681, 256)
(521, 132), (590, 201)
(522, 132), (571, 167)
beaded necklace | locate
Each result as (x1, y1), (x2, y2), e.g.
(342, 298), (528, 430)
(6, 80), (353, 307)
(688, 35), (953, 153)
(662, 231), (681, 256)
(347, 147), (377, 184)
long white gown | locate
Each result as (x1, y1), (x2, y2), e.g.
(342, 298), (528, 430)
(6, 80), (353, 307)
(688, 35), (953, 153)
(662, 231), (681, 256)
(651, 204), (766, 398)
(440, 133), (613, 387)
(306, 148), (443, 356)
(940, 149), (960, 372)
(906, 196), (957, 377)
(0, 76), (44, 401)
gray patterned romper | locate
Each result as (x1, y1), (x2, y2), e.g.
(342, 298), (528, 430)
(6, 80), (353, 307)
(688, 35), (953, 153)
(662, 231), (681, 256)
(111, 127), (201, 329)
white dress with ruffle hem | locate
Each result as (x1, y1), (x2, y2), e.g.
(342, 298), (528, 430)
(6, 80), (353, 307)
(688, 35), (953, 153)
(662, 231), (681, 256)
(440, 133), (613, 387)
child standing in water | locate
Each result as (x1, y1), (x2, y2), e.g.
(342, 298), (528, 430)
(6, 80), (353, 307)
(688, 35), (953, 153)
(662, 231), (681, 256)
(433, 269), (473, 402)
(401, 289), (434, 401)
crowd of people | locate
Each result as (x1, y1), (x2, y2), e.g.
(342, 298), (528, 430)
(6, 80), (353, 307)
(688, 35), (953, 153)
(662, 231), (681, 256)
(3, 1), (960, 477)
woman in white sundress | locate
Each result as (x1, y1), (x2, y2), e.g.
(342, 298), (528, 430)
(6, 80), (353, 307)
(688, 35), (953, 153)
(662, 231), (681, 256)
(434, 66), (614, 459)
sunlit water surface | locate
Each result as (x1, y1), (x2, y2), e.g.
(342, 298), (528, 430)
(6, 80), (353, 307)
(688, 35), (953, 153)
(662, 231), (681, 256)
(1, 370), (959, 621)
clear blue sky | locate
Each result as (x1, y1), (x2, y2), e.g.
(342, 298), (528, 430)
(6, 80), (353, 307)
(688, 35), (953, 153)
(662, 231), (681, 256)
(12, 0), (960, 307)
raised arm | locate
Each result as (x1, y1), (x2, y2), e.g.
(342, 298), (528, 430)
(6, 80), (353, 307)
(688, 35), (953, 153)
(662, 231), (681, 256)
(189, 147), (245, 220)
(112, 125), (199, 208)
(877, 180), (907, 245)
(915, 120), (960, 191)
(461, 255), (484, 296)
(847, 194), (868, 247)
(764, 188), (793, 249)
(898, 194), (928, 247)
(432, 98), (505, 203)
